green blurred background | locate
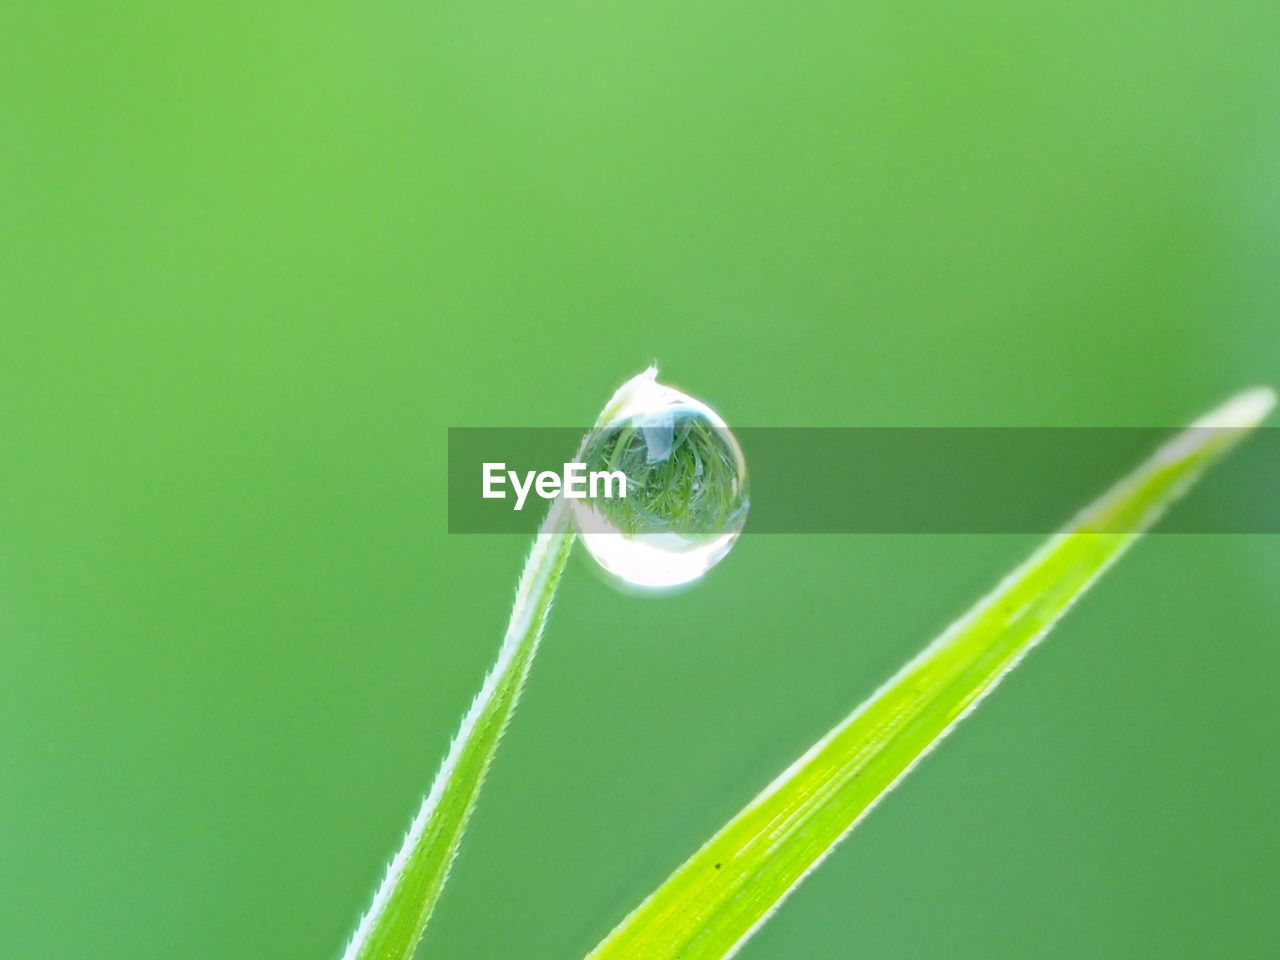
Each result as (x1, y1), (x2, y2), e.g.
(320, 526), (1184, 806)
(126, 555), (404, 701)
(3, 2), (1278, 957)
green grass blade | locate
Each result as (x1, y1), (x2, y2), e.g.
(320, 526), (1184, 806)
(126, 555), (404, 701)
(585, 386), (1275, 960)
(340, 369), (658, 960)
(340, 503), (575, 960)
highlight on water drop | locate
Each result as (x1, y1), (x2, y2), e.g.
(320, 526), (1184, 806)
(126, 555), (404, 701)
(573, 368), (748, 589)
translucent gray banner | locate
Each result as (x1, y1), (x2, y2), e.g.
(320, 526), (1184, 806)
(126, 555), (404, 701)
(447, 427), (1279, 533)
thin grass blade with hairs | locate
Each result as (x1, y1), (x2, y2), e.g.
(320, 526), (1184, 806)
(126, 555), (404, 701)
(339, 371), (656, 960)
(583, 386), (1275, 960)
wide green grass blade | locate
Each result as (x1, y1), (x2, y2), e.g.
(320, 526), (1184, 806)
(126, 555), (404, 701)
(585, 386), (1275, 960)
(341, 370), (658, 960)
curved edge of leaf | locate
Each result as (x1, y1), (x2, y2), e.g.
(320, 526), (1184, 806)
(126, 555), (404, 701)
(340, 367), (662, 960)
(340, 502), (574, 960)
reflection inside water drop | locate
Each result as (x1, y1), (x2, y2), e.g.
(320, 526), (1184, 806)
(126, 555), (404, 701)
(573, 371), (748, 589)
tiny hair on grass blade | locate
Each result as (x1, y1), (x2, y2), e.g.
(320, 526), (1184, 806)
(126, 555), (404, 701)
(584, 386), (1275, 960)
(340, 369), (660, 960)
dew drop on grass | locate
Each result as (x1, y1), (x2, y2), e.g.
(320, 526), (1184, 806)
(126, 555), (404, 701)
(574, 371), (748, 589)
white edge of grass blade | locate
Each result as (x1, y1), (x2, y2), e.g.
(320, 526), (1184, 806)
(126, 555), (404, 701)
(341, 367), (659, 960)
(584, 385), (1276, 960)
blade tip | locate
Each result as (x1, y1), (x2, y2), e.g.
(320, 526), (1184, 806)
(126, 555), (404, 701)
(1196, 386), (1276, 430)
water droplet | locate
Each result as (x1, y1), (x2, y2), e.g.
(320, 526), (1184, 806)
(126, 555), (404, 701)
(574, 369), (748, 589)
